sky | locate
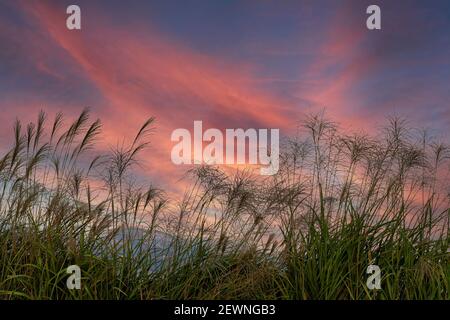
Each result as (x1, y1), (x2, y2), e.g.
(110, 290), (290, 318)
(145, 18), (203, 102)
(0, 0), (449, 194)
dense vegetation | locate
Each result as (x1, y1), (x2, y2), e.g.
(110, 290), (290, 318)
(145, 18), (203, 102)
(0, 110), (448, 299)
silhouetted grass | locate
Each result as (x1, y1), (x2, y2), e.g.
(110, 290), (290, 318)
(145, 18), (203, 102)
(0, 110), (448, 299)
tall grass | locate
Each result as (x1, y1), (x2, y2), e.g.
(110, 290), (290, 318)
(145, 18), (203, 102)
(0, 110), (448, 300)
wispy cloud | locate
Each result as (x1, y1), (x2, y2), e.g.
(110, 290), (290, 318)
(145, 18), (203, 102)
(0, 0), (448, 193)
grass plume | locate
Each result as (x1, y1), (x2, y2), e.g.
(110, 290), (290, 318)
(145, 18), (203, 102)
(0, 110), (448, 300)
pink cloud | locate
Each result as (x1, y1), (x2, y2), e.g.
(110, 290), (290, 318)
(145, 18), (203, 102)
(9, 1), (298, 194)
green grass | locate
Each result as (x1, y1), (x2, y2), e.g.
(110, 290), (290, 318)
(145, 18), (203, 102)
(0, 110), (448, 300)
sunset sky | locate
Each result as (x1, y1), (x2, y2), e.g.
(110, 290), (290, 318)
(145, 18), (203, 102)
(0, 0), (449, 194)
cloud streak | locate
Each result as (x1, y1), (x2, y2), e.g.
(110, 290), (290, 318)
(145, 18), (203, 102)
(0, 0), (448, 194)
